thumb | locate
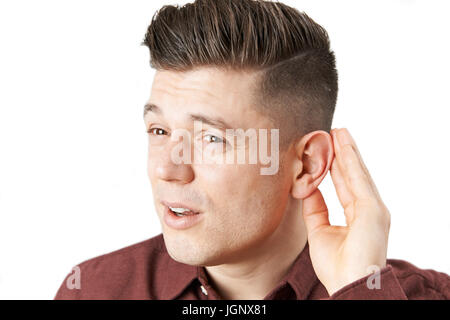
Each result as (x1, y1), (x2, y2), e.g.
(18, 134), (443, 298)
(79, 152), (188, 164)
(302, 188), (330, 237)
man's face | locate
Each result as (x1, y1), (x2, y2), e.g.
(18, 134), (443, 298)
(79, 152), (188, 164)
(145, 67), (293, 266)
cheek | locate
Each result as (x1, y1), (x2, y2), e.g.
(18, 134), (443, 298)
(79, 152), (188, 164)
(146, 161), (156, 186)
(147, 155), (155, 174)
(197, 163), (259, 200)
(146, 147), (162, 180)
(198, 164), (285, 227)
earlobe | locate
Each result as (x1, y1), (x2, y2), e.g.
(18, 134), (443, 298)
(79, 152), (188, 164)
(292, 174), (315, 199)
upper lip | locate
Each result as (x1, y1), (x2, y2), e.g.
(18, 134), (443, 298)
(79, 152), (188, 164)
(161, 200), (201, 213)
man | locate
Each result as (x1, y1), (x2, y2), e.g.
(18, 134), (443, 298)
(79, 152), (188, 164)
(55, 0), (449, 300)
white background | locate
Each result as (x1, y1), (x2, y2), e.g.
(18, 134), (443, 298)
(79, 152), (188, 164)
(0, 0), (449, 299)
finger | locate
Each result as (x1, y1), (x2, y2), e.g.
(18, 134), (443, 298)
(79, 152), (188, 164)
(330, 155), (356, 224)
(330, 130), (354, 209)
(337, 128), (382, 201)
(333, 128), (376, 201)
(302, 188), (330, 237)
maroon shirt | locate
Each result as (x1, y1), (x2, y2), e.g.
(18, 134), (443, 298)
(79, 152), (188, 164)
(54, 233), (449, 300)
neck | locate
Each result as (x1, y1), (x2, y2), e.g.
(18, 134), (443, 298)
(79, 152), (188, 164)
(204, 197), (307, 300)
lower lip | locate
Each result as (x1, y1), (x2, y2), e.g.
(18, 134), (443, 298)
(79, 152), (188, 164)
(163, 205), (204, 230)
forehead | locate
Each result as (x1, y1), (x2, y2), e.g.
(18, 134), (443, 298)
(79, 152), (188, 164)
(148, 67), (270, 128)
(151, 67), (257, 100)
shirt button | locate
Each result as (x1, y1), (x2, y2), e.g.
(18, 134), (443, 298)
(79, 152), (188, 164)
(200, 285), (208, 296)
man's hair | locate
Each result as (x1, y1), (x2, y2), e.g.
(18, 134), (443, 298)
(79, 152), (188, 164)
(142, 0), (338, 146)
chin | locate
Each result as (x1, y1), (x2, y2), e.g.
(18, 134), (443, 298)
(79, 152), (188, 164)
(162, 231), (227, 266)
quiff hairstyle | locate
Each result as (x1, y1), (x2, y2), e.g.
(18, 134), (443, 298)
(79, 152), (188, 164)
(142, 0), (338, 147)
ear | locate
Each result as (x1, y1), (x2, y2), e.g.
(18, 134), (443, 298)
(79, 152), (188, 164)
(291, 130), (334, 199)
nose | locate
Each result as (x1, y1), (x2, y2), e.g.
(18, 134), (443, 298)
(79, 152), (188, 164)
(150, 141), (194, 184)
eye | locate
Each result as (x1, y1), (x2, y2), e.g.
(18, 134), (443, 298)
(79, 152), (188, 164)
(147, 127), (168, 136)
(204, 134), (224, 144)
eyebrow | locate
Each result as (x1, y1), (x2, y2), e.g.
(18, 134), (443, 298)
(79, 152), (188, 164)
(143, 103), (234, 130)
(143, 103), (162, 117)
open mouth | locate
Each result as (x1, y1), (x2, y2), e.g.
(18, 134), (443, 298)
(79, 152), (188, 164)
(168, 206), (200, 217)
(161, 200), (204, 229)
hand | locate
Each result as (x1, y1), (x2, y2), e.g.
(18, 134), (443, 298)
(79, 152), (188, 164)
(302, 128), (391, 296)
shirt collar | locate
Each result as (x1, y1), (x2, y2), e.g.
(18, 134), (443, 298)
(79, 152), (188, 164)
(159, 240), (318, 300)
(159, 250), (199, 300)
(282, 241), (320, 299)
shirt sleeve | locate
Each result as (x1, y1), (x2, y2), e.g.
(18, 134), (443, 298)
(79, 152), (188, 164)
(328, 263), (450, 300)
(328, 265), (408, 300)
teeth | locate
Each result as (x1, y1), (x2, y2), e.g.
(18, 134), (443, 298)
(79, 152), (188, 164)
(169, 207), (192, 214)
